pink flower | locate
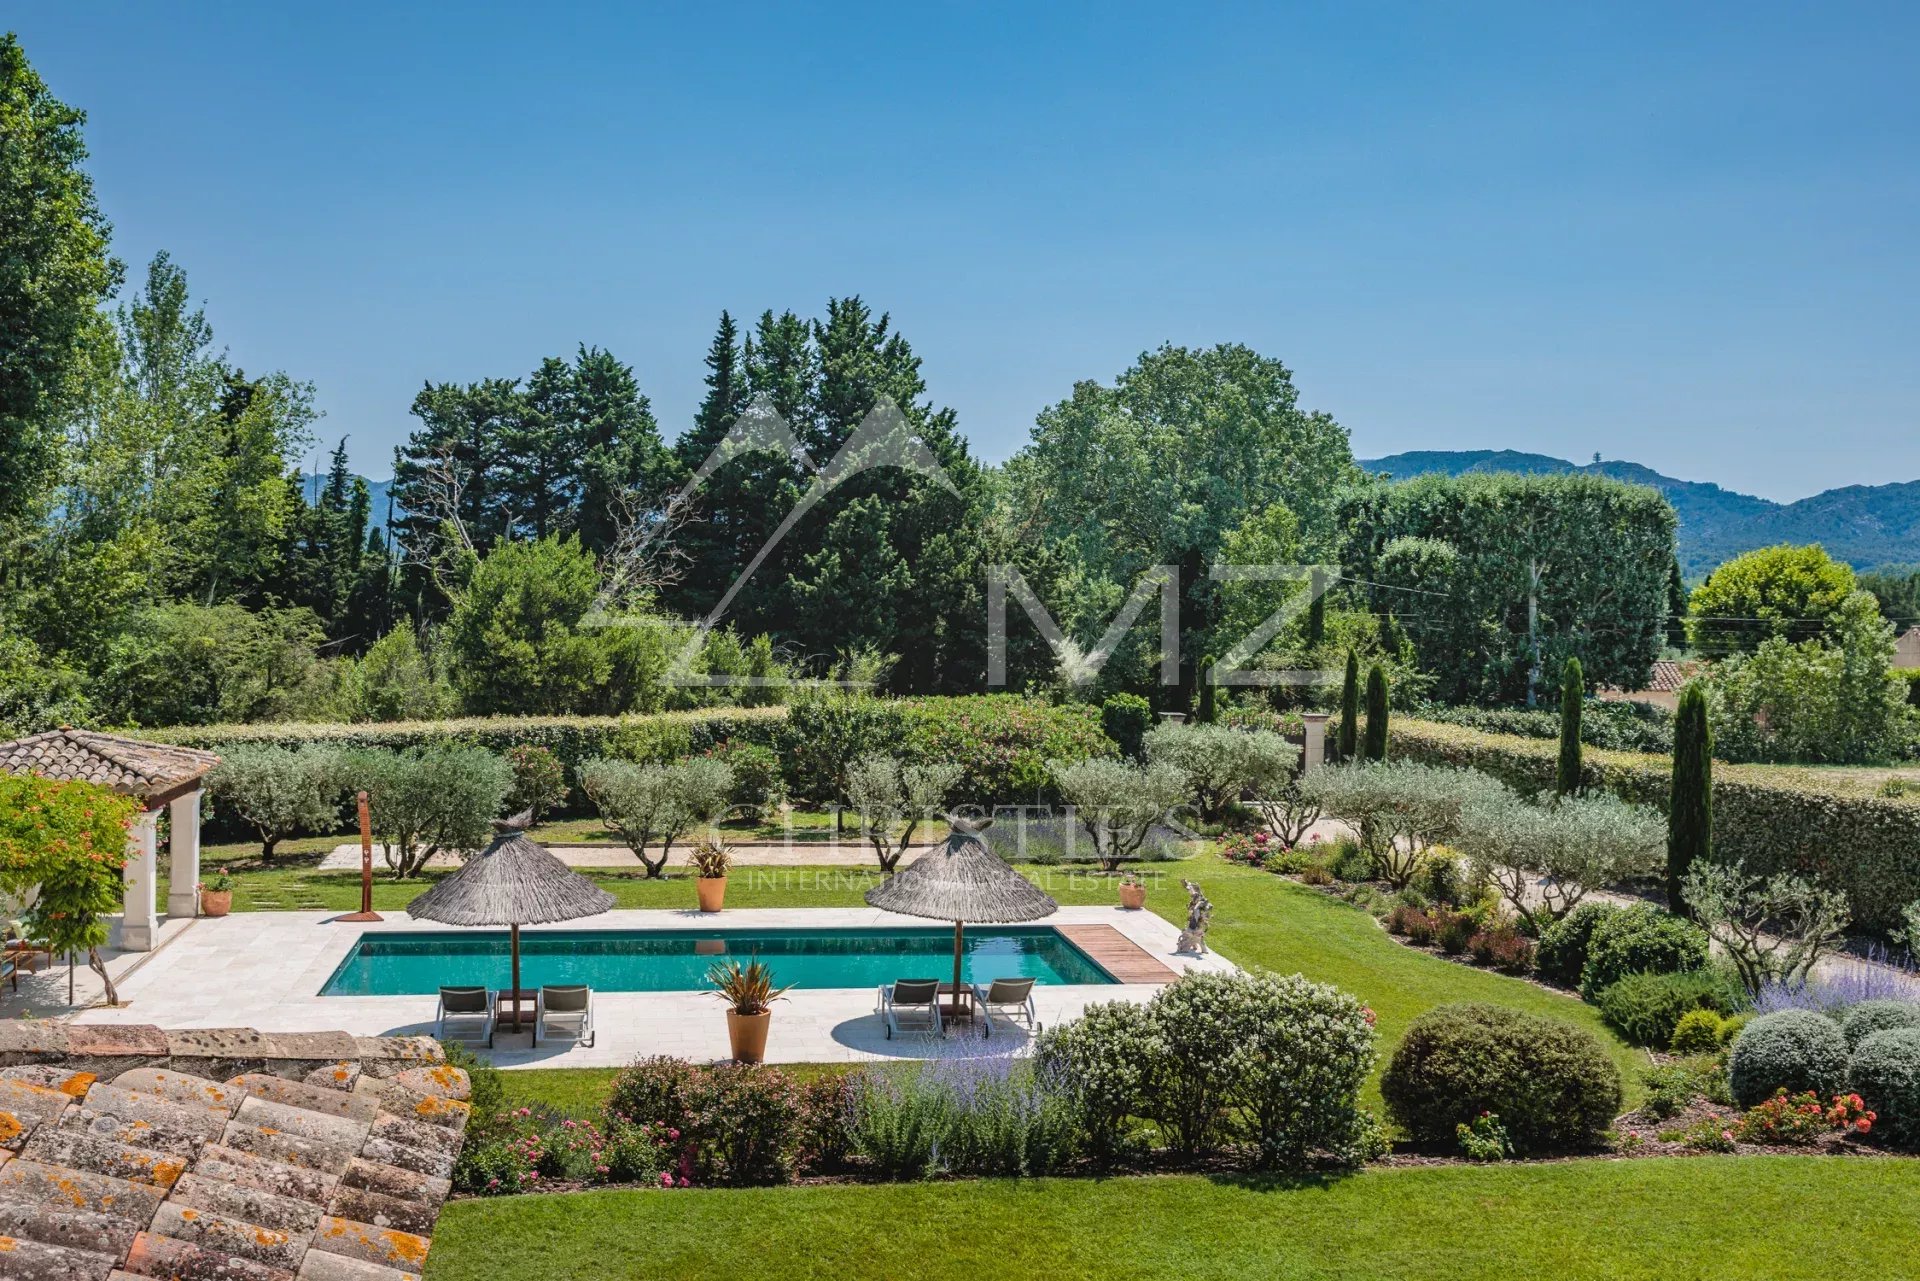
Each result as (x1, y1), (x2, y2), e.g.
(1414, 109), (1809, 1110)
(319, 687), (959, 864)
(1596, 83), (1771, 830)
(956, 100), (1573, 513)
(660, 1172), (673, 1186)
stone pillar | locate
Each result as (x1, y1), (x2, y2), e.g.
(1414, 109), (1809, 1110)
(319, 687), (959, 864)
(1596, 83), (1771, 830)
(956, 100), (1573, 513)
(167, 789), (202, 921)
(123, 808), (160, 951)
(1301, 713), (1331, 771)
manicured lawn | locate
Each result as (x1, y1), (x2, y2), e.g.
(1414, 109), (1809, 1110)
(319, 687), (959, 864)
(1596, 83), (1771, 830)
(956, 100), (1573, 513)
(426, 1157), (1918, 1281)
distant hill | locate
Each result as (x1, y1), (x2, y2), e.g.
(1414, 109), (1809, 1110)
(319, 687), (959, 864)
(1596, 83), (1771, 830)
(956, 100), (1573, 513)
(297, 473), (395, 537)
(1357, 450), (1920, 576)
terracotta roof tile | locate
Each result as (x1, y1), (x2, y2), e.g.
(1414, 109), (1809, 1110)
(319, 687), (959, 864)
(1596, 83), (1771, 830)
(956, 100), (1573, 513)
(0, 728), (219, 798)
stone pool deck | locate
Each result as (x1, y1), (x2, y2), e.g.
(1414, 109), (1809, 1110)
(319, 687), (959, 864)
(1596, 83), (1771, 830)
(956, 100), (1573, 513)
(70, 907), (1235, 1069)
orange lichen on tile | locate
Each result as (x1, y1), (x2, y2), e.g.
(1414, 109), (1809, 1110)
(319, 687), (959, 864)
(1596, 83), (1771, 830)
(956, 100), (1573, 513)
(56, 1072), (97, 1098)
(0, 1115), (21, 1144)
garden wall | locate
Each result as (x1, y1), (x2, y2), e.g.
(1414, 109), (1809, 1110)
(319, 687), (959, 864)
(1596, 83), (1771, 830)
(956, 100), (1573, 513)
(1391, 718), (1920, 935)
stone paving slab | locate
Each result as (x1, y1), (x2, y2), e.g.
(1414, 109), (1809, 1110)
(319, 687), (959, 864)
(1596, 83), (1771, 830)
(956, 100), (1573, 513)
(73, 905), (1234, 1069)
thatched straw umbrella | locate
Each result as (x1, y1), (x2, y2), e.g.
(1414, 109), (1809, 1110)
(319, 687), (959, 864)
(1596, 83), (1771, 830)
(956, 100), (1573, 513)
(406, 810), (615, 1033)
(864, 816), (1057, 1026)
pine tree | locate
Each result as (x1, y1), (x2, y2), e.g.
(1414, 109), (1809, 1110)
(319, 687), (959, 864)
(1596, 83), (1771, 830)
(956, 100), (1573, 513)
(1667, 682), (1713, 914)
(1197, 654), (1217, 723)
(1557, 656), (1584, 797)
(1362, 663), (1389, 761)
(1337, 650), (1360, 760)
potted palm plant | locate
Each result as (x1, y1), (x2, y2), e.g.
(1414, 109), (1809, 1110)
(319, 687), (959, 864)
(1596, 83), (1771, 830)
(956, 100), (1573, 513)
(1117, 870), (1147, 910)
(709, 957), (790, 1063)
(198, 871), (235, 917)
(691, 837), (732, 913)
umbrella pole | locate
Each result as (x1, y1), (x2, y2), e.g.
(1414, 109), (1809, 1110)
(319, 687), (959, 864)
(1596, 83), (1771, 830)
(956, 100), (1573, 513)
(951, 921), (964, 1035)
(510, 923), (523, 1033)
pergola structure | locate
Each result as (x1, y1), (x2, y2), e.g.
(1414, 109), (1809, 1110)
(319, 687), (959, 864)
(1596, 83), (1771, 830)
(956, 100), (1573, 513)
(0, 727), (220, 951)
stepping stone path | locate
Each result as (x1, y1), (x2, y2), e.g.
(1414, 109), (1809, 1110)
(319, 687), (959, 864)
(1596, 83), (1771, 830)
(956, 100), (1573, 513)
(0, 1025), (471, 1281)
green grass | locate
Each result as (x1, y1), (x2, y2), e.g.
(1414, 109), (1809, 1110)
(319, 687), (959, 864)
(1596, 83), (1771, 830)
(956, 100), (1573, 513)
(426, 1157), (1918, 1281)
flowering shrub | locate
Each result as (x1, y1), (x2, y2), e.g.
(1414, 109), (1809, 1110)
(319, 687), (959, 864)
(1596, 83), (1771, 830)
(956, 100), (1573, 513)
(1262, 848), (1318, 876)
(1467, 925), (1536, 976)
(846, 1054), (1080, 1178)
(1036, 1000), (1156, 1161)
(1218, 831), (1275, 866)
(1659, 1113), (1738, 1152)
(1456, 1111), (1511, 1161)
(1736, 1090), (1835, 1145)
(453, 1108), (678, 1195)
(602, 1056), (820, 1186)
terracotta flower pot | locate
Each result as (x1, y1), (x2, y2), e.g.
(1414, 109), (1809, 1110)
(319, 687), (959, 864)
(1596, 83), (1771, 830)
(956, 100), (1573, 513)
(200, 890), (233, 917)
(696, 876), (727, 913)
(726, 1010), (771, 1063)
(1118, 881), (1147, 910)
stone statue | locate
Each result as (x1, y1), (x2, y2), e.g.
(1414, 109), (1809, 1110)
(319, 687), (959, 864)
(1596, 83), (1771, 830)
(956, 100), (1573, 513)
(1176, 878), (1212, 954)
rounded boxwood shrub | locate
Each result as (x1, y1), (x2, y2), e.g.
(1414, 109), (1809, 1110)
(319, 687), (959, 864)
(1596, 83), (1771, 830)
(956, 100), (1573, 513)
(1380, 1003), (1624, 1153)
(1536, 902), (1617, 988)
(1840, 1000), (1920, 1051)
(1579, 904), (1710, 998)
(1727, 1010), (1850, 1108)
(1595, 970), (1742, 1048)
(1850, 1027), (1920, 1149)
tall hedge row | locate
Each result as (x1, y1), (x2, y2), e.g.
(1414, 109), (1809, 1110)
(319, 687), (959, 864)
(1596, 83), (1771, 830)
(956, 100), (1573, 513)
(1390, 717), (1920, 935)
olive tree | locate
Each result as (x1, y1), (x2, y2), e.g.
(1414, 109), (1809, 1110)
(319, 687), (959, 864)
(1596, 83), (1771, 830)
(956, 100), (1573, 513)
(1682, 863), (1852, 998)
(348, 746), (512, 878)
(845, 754), (962, 872)
(1050, 757), (1188, 872)
(1143, 723), (1296, 822)
(1456, 790), (1665, 931)
(580, 757), (735, 878)
(1299, 762), (1509, 888)
(206, 744), (348, 860)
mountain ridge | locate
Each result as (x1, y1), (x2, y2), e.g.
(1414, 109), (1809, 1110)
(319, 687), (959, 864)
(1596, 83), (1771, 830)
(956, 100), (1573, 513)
(1357, 450), (1920, 575)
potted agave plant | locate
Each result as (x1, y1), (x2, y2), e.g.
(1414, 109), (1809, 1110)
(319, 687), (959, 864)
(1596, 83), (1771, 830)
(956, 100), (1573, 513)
(691, 837), (732, 913)
(1117, 870), (1147, 910)
(198, 871), (235, 917)
(709, 957), (790, 1064)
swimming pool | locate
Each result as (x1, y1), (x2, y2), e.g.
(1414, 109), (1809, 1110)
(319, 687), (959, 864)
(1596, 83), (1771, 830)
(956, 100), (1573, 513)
(321, 926), (1118, 996)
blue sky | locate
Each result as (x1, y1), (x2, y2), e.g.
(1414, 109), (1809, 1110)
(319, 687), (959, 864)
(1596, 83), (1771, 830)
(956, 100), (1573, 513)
(14, 3), (1919, 499)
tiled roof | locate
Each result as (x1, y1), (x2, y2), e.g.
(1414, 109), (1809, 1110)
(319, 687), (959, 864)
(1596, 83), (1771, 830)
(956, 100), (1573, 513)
(0, 1023), (470, 1281)
(1642, 660), (1698, 693)
(0, 728), (220, 798)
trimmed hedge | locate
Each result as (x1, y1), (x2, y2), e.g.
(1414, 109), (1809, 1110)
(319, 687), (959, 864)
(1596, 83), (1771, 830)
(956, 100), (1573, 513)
(1380, 1003), (1623, 1154)
(141, 695), (1119, 814)
(1851, 1027), (1920, 1149)
(1390, 717), (1920, 934)
(1728, 1010), (1851, 1108)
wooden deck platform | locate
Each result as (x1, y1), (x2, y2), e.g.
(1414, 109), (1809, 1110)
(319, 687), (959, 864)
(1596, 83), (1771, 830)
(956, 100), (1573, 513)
(1057, 924), (1181, 984)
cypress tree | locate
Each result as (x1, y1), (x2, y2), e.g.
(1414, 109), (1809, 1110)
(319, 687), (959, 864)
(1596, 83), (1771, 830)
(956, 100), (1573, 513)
(1667, 683), (1713, 914)
(1307, 569), (1326, 646)
(1197, 653), (1217, 723)
(1557, 656), (1584, 797)
(1362, 663), (1389, 761)
(1337, 650), (1360, 760)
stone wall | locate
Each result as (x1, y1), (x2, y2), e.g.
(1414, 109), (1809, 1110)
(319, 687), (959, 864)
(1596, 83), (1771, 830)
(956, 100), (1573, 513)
(0, 1024), (471, 1281)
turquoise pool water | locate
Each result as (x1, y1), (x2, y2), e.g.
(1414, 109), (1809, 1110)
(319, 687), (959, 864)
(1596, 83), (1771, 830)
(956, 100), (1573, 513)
(321, 927), (1117, 996)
